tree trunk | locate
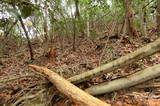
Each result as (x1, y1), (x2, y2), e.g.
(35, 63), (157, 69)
(43, 16), (48, 41)
(157, 0), (160, 36)
(120, 16), (127, 42)
(87, 14), (90, 37)
(12, 5), (34, 60)
(139, 0), (147, 37)
(19, 17), (34, 60)
(71, 9), (76, 51)
(29, 65), (110, 106)
(74, 0), (80, 18)
(73, 19), (76, 51)
(123, 0), (137, 37)
(85, 64), (160, 95)
(74, 0), (84, 37)
(68, 38), (160, 84)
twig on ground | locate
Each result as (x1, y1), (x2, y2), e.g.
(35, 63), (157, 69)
(11, 89), (46, 106)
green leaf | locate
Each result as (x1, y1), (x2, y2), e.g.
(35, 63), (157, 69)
(19, 4), (41, 18)
(6, 8), (20, 19)
(20, 5), (33, 18)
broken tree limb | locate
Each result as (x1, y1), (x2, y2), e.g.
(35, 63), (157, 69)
(85, 64), (160, 95)
(11, 89), (46, 106)
(29, 65), (110, 106)
(68, 38), (160, 84)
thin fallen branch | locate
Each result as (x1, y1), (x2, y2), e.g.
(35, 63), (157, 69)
(0, 74), (36, 83)
(11, 89), (46, 106)
(85, 64), (160, 95)
(29, 64), (110, 106)
(68, 38), (160, 84)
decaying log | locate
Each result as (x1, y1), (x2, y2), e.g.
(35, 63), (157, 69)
(68, 38), (160, 84)
(85, 64), (160, 95)
(29, 65), (110, 106)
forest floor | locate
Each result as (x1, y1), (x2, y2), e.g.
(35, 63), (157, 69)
(0, 31), (160, 106)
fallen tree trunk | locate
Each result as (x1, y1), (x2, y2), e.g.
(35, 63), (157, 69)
(29, 65), (110, 106)
(85, 64), (160, 95)
(68, 38), (160, 84)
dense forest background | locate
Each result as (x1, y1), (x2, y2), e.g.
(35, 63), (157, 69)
(0, 0), (160, 106)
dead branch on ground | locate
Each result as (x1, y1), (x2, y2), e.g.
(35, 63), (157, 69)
(29, 64), (110, 106)
(68, 38), (160, 84)
(85, 64), (160, 95)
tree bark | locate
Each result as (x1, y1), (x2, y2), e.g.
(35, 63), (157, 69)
(74, 0), (80, 18)
(85, 64), (160, 95)
(87, 16), (90, 37)
(71, 10), (76, 51)
(157, 0), (160, 36)
(68, 38), (160, 84)
(123, 0), (137, 36)
(29, 65), (110, 106)
(43, 15), (48, 41)
(12, 5), (34, 60)
(139, 0), (147, 37)
(19, 17), (34, 60)
(74, 0), (84, 37)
